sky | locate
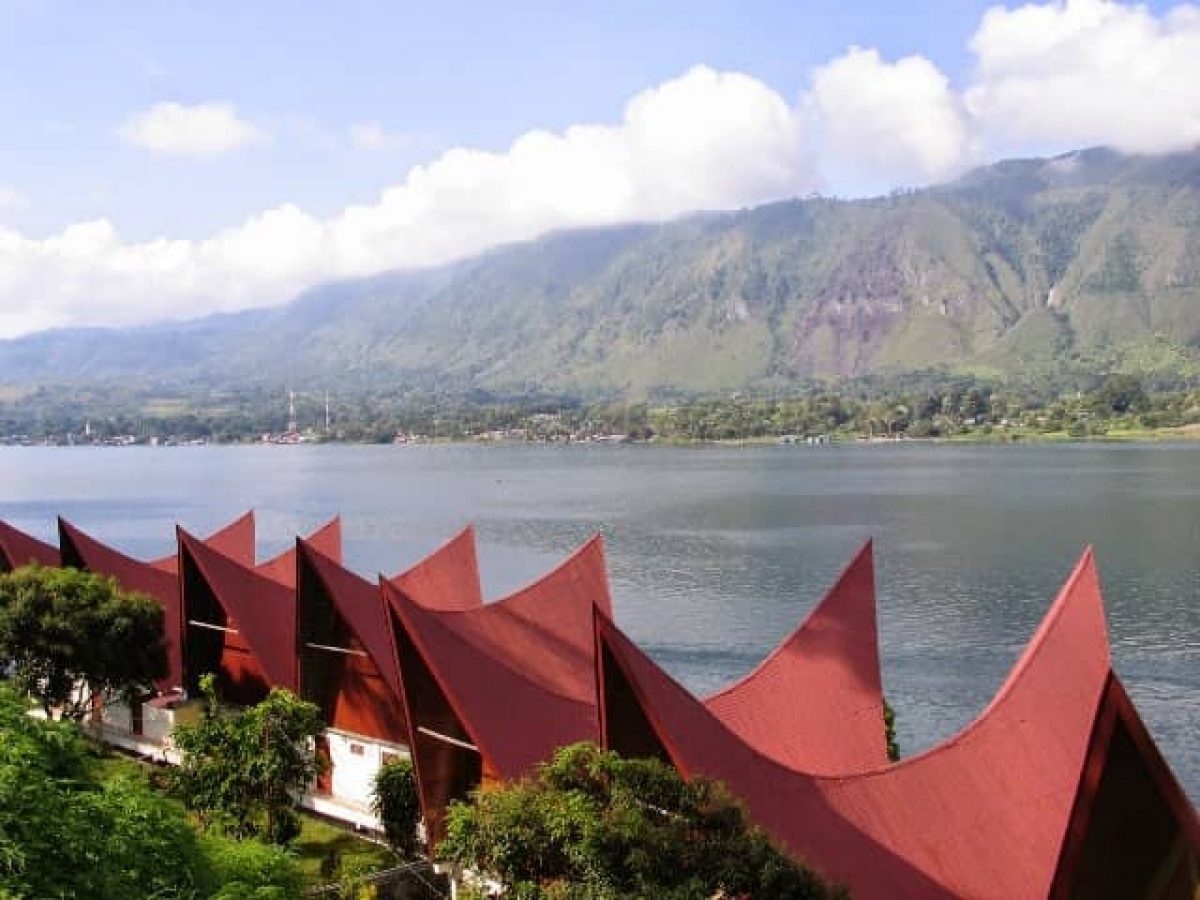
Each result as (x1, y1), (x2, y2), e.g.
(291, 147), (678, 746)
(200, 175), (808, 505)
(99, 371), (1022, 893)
(0, 0), (1197, 337)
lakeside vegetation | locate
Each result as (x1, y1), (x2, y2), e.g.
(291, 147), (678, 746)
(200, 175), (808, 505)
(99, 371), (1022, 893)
(5, 372), (1200, 446)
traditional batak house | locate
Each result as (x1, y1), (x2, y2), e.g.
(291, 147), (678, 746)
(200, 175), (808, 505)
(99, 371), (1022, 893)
(594, 549), (1200, 899)
(55, 513), (256, 751)
(295, 526), (483, 826)
(0, 520), (61, 571)
(386, 534), (612, 844)
(4, 510), (1195, 894)
(702, 539), (889, 773)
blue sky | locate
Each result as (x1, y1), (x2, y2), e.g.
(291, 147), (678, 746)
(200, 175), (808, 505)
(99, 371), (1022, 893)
(0, 0), (1003, 238)
(0, 0), (1196, 335)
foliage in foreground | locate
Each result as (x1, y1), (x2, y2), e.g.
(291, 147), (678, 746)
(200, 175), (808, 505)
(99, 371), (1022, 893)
(440, 742), (845, 900)
(171, 674), (326, 844)
(0, 564), (166, 719)
(372, 755), (422, 858)
(0, 686), (303, 900)
(883, 697), (900, 762)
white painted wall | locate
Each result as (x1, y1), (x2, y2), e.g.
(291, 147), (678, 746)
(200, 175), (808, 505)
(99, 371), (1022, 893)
(324, 728), (409, 809)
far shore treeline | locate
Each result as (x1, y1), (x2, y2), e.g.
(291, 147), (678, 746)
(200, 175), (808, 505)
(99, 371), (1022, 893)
(1, 371), (1195, 446)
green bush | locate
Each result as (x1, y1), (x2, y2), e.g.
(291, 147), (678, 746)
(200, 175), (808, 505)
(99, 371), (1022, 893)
(440, 742), (844, 900)
(372, 756), (421, 858)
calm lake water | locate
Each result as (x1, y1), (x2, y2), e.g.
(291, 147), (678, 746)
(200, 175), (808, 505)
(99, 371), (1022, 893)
(2, 442), (1197, 799)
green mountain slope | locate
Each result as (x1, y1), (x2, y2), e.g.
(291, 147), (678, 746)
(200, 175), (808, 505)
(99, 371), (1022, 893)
(2, 147), (1199, 395)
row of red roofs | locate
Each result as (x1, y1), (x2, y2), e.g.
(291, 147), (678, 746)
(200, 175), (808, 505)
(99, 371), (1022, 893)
(1, 514), (1197, 899)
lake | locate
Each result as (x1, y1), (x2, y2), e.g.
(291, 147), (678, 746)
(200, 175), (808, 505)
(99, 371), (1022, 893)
(2, 442), (1197, 800)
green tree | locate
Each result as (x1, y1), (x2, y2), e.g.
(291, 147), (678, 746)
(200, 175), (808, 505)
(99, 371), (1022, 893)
(0, 686), (205, 899)
(171, 674), (326, 843)
(883, 697), (901, 762)
(440, 742), (844, 900)
(372, 756), (421, 858)
(0, 564), (166, 720)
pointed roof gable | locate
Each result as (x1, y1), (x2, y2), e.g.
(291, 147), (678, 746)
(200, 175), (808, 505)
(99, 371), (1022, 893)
(704, 540), (887, 773)
(597, 549), (1157, 899)
(388, 524), (483, 610)
(151, 511), (255, 573)
(0, 520), (60, 571)
(257, 516), (342, 587)
(298, 539), (403, 701)
(178, 528), (297, 691)
(57, 514), (256, 693)
(387, 535), (612, 779)
(1050, 674), (1200, 897)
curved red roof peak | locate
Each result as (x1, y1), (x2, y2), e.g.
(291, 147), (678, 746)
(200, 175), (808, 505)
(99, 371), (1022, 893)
(490, 533), (612, 619)
(595, 548), (1133, 899)
(179, 526), (298, 691)
(298, 538), (403, 702)
(256, 515), (342, 587)
(704, 539), (886, 773)
(388, 523), (483, 610)
(385, 577), (599, 778)
(0, 520), (60, 570)
(151, 510), (255, 573)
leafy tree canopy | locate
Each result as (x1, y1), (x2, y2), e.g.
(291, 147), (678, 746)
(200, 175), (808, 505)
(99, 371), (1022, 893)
(171, 675), (325, 844)
(372, 755), (421, 859)
(0, 685), (303, 900)
(440, 742), (845, 900)
(0, 564), (166, 720)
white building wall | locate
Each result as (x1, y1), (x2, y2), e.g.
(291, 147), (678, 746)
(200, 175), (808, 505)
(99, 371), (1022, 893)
(325, 728), (409, 809)
(88, 693), (413, 834)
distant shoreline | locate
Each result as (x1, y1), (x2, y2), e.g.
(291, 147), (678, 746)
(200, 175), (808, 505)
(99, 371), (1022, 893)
(9, 426), (1200, 450)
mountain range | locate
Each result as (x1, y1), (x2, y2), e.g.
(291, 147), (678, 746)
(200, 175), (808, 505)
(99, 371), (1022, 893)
(3, 146), (1199, 397)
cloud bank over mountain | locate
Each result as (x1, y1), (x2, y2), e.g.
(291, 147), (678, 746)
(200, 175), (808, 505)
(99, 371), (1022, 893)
(1, 0), (1198, 339)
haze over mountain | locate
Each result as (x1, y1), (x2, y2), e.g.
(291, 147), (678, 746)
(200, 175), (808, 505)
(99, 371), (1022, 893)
(2, 147), (1199, 397)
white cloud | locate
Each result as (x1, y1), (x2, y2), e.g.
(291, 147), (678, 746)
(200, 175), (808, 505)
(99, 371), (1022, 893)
(350, 121), (407, 151)
(0, 66), (812, 338)
(808, 46), (977, 189)
(6, 2), (1200, 341)
(119, 101), (266, 157)
(965, 0), (1200, 153)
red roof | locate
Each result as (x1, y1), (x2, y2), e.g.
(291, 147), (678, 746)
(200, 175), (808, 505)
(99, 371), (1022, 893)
(0, 520), (60, 570)
(178, 527), (298, 692)
(388, 524), (483, 610)
(57, 514), (256, 693)
(597, 549), (1199, 899)
(151, 511), (255, 573)
(298, 538), (404, 702)
(257, 516), (342, 587)
(387, 534), (612, 779)
(703, 540), (887, 773)
(297, 538), (409, 742)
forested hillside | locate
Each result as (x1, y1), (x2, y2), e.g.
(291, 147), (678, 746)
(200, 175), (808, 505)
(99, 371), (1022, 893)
(2, 147), (1199, 397)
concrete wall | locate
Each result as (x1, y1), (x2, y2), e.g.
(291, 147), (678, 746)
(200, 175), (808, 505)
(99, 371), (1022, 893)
(324, 728), (410, 810)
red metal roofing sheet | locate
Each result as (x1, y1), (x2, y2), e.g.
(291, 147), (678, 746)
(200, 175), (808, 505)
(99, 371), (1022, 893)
(0, 520), (60, 570)
(179, 528), (298, 691)
(597, 550), (1152, 899)
(151, 511), (255, 573)
(387, 535), (612, 779)
(388, 524), (483, 610)
(703, 540), (888, 773)
(299, 539), (404, 702)
(56, 514), (257, 694)
(257, 516), (342, 587)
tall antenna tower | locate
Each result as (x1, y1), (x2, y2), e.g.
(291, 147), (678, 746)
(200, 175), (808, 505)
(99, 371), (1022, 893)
(324, 391), (331, 433)
(287, 389), (297, 433)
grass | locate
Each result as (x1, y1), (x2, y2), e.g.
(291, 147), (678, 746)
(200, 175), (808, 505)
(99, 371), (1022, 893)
(291, 815), (394, 885)
(87, 742), (393, 887)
